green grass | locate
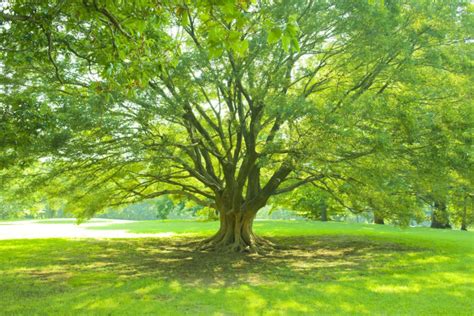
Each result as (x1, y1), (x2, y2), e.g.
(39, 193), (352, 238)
(1, 220), (473, 315)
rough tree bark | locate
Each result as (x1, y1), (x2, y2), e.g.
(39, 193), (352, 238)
(199, 209), (273, 253)
(431, 201), (451, 229)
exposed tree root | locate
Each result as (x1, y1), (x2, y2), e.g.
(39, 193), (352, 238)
(192, 211), (277, 254)
(196, 231), (275, 255)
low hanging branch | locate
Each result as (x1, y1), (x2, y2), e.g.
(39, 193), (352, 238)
(1, 0), (470, 252)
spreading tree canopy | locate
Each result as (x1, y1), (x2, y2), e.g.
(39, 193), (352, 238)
(1, 0), (472, 251)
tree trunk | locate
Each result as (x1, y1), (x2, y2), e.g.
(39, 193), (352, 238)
(461, 195), (468, 231)
(320, 205), (328, 222)
(199, 210), (272, 253)
(374, 213), (384, 225)
(431, 201), (451, 229)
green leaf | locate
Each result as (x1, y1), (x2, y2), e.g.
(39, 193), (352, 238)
(209, 45), (224, 58)
(234, 39), (249, 57)
(281, 34), (291, 52)
(180, 9), (190, 27)
(290, 37), (300, 52)
(268, 28), (282, 44)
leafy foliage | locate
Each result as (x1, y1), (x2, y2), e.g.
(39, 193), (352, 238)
(0, 1), (472, 231)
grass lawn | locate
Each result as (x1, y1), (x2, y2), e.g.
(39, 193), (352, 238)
(1, 220), (473, 315)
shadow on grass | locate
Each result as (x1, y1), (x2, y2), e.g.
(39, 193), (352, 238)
(1, 235), (473, 314)
(4, 236), (417, 284)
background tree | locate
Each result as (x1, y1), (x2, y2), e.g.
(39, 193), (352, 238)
(275, 185), (335, 221)
(1, 1), (472, 251)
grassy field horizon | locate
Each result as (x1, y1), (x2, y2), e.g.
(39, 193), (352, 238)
(1, 220), (473, 315)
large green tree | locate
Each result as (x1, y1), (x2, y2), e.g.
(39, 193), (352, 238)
(1, 1), (472, 250)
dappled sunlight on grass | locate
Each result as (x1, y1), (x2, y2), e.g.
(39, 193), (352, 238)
(272, 299), (310, 313)
(86, 219), (474, 252)
(1, 221), (473, 314)
(368, 283), (421, 294)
